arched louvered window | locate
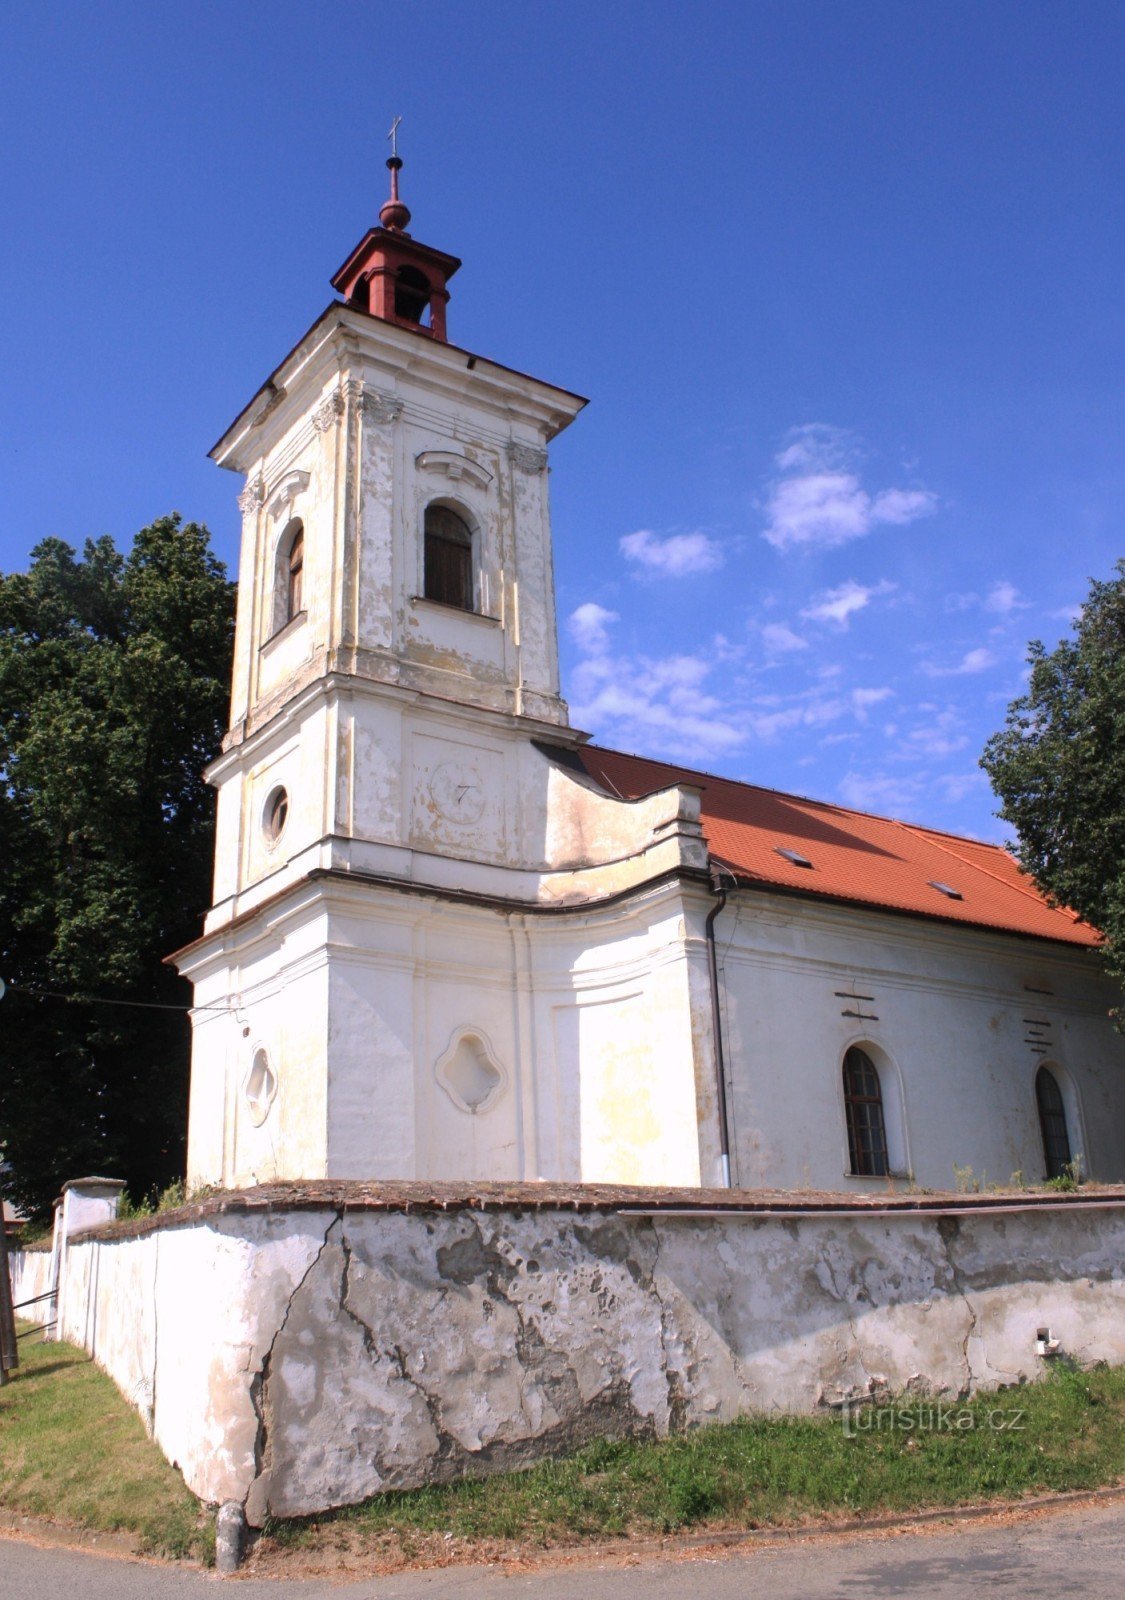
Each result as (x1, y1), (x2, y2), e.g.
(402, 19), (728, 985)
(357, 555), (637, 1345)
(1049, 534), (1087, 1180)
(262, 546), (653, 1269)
(1036, 1067), (1072, 1180)
(843, 1046), (889, 1177)
(423, 505), (473, 611)
(286, 525), (304, 622)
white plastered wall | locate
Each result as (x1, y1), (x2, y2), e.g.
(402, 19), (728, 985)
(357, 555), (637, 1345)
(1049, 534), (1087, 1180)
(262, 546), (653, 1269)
(716, 890), (1125, 1191)
(184, 875), (720, 1192)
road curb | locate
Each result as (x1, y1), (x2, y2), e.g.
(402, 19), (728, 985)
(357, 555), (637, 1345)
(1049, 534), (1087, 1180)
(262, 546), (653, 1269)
(2, 1482), (1123, 1574)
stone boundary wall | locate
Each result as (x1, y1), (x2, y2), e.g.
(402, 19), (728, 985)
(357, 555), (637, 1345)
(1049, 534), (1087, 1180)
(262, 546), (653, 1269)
(8, 1245), (53, 1318)
(16, 1181), (1125, 1523)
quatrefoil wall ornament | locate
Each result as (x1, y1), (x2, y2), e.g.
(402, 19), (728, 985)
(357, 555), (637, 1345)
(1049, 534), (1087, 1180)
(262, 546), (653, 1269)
(435, 1029), (506, 1115)
(244, 1047), (278, 1127)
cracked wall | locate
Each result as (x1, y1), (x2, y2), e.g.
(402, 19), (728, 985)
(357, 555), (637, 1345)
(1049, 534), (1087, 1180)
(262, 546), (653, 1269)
(43, 1197), (1125, 1521)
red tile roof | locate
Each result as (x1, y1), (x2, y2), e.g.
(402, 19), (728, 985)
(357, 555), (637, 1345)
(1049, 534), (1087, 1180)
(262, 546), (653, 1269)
(574, 746), (1099, 949)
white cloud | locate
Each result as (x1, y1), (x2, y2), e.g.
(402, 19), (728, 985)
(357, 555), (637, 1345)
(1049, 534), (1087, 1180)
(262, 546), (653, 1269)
(620, 527), (723, 577)
(565, 577), (946, 780)
(568, 601), (618, 654)
(711, 632), (746, 663)
(568, 612), (892, 762)
(762, 425), (937, 552)
(921, 646), (997, 677)
(947, 580), (1028, 616)
(761, 621), (809, 654)
(937, 771), (990, 803)
(947, 582), (1030, 617)
(869, 488), (937, 525)
(839, 762), (986, 822)
(897, 708), (969, 760)
(764, 471), (872, 551)
(801, 578), (896, 628)
(570, 650), (746, 758)
(983, 580), (1026, 615)
(775, 428), (836, 473)
(852, 686), (893, 720)
(838, 771), (922, 815)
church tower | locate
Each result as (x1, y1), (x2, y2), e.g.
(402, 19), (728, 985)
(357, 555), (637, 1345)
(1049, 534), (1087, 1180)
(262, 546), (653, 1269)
(175, 144), (722, 1194)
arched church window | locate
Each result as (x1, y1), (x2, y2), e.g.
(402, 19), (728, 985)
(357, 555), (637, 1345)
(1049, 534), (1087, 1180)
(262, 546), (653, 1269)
(423, 505), (473, 611)
(287, 526), (305, 622)
(395, 265), (431, 325)
(843, 1045), (889, 1177)
(1035, 1066), (1072, 1179)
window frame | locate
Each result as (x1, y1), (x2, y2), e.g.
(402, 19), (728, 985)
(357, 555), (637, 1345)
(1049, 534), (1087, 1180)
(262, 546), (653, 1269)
(1035, 1064), (1073, 1180)
(286, 527), (304, 623)
(843, 1044), (891, 1178)
(422, 501), (476, 613)
(265, 517), (307, 642)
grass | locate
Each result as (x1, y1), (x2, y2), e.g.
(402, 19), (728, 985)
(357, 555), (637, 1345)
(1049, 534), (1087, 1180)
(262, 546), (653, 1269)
(263, 1364), (1125, 1560)
(0, 1325), (213, 1562)
(2, 1320), (1123, 1573)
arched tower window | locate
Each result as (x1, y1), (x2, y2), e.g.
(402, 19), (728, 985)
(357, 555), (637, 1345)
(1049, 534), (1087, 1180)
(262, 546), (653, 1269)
(423, 505), (473, 611)
(395, 265), (431, 325)
(286, 525), (304, 622)
(1035, 1066), (1072, 1179)
(843, 1045), (889, 1177)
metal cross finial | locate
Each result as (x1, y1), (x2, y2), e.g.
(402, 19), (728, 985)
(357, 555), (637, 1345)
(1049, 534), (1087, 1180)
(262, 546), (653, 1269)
(387, 115), (402, 158)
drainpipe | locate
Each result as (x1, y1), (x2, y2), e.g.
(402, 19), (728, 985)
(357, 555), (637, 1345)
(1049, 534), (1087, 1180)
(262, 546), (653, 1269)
(704, 870), (734, 1188)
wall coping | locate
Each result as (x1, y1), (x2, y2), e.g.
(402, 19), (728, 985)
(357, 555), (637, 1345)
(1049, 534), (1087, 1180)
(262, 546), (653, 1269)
(62, 1178), (1125, 1246)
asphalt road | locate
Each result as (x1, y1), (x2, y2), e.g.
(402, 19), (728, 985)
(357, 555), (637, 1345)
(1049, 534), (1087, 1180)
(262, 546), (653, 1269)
(1, 1501), (1122, 1598)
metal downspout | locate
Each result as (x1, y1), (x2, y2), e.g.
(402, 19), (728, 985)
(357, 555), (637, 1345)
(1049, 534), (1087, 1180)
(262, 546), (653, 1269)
(704, 876), (734, 1188)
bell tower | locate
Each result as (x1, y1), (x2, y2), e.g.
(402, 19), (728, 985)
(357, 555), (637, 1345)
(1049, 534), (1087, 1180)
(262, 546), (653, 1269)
(173, 136), (719, 1200)
(176, 143), (590, 1185)
(202, 144), (588, 917)
(329, 140), (460, 341)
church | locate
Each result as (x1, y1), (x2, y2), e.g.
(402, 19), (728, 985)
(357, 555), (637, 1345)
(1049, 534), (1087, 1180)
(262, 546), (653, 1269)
(172, 152), (1125, 1198)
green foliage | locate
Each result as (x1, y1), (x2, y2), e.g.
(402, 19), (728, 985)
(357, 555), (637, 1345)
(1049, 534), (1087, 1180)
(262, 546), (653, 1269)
(1045, 1159), (1085, 1194)
(116, 1177), (214, 1220)
(0, 518), (234, 1218)
(981, 560), (1125, 1008)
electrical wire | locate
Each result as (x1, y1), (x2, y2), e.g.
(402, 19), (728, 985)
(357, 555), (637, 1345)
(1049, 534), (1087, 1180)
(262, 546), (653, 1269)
(0, 982), (233, 1015)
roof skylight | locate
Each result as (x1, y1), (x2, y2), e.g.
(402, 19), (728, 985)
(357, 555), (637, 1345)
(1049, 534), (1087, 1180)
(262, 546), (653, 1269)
(929, 880), (963, 900)
(776, 846), (814, 869)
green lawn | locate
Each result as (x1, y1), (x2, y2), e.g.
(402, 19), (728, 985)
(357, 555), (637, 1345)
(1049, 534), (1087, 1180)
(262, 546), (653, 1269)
(3, 1320), (1123, 1572)
(264, 1363), (1125, 1555)
(0, 1326), (212, 1562)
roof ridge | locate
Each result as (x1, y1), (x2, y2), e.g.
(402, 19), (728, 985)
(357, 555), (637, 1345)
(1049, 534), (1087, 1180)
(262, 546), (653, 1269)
(894, 820), (1087, 927)
(587, 744), (1008, 852)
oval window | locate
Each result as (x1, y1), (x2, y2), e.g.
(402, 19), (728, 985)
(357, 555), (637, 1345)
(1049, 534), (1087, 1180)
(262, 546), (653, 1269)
(263, 786), (289, 845)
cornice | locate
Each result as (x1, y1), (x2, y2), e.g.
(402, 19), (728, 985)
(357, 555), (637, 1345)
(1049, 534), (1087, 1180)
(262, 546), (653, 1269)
(170, 860), (709, 977)
(721, 886), (1112, 998)
(210, 664), (583, 779)
(211, 303), (586, 472)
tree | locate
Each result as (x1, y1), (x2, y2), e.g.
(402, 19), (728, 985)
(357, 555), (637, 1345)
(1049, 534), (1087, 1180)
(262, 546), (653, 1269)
(981, 559), (1125, 1009)
(0, 517), (234, 1218)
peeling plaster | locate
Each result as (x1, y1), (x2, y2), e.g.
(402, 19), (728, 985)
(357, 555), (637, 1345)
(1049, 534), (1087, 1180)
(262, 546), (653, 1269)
(40, 1198), (1125, 1523)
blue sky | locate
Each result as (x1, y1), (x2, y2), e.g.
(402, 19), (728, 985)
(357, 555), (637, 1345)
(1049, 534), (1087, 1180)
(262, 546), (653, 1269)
(2, 2), (1122, 841)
